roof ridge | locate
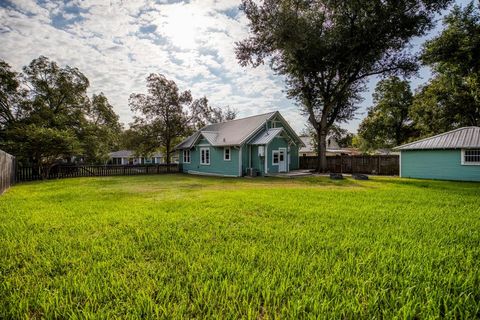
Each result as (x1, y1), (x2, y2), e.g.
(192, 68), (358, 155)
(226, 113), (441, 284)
(208, 110), (276, 125)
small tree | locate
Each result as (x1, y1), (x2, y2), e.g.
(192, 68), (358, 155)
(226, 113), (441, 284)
(236, 0), (451, 171)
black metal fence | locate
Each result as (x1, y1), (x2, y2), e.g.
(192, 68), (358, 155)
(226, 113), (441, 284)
(300, 155), (399, 175)
(0, 150), (16, 194)
(15, 164), (180, 182)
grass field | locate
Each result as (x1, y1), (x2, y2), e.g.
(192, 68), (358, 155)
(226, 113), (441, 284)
(1, 174), (479, 319)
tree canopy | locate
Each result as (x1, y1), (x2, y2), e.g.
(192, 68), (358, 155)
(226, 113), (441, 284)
(236, 0), (451, 171)
(411, 1), (480, 136)
(0, 56), (122, 176)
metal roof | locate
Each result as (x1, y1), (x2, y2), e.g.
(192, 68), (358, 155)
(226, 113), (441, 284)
(175, 112), (276, 149)
(175, 111), (305, 150)
(250, 128), (283, 145)
(394, 127), (480, 150)
(109, 150), (163, 158)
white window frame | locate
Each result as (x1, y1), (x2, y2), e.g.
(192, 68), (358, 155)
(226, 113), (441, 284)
(272, 150), (279, 165)
(461, 149), (480, 166)
(224, 147), (231, 161)
(200, 147), (210, 165)
(183, 150), (191, 163)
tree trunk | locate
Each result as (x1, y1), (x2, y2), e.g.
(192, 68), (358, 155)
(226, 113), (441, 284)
(318, 128), (328, 173)
(165, 141), (171, 173)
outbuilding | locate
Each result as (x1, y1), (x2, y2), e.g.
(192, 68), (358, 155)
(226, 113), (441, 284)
(394, 127), (480, 182)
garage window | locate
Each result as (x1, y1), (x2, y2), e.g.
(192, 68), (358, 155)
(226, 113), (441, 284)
(462, 149), (480, 165)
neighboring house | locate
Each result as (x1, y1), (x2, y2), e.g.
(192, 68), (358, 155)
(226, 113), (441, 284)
(108, 150), (163, 165)
(299, 135), (358, 156)
(175, 111), (304, 177)
(394, 127), (480, 182)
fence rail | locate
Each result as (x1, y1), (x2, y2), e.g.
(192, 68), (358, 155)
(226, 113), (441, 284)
(0, 150), (16, 194)
(299, 155), (399, 175)
(15, 163), (180, 182)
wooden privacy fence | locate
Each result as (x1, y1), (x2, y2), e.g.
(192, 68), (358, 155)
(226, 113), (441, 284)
(300, 155), (399, 175)
(0, 150), (16, 194)
(16, 163), (180, 182)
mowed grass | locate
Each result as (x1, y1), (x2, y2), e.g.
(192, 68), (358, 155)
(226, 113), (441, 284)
(0, 175), (479, 319)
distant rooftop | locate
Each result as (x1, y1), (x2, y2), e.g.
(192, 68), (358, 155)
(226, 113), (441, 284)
(109, 150), (163, 158)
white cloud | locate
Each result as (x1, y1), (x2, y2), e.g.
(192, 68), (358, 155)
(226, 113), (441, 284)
(0, 0), (311, 133)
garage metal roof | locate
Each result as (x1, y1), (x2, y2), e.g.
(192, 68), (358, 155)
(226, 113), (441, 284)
(394, 127), (480, 150)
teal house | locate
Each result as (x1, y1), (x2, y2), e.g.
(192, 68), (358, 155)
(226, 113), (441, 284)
(175, 111), (304, 177)
(395, 127), (480, 182)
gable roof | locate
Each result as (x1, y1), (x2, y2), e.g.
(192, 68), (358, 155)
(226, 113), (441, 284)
(177, 111), (304, 149)
(394, 127), (480, 150)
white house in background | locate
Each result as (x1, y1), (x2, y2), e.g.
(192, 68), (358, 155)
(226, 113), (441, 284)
(108, 150), (163, 165)
(299, 136), (358, 156)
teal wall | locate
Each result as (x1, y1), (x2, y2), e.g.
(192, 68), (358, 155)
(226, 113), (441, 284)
(290, 144), (299, 170)
(267, 137), (289, 174)
(401, 149), (480, 182)
(179, 144), (240, 177)
(178, 120), (302, 177)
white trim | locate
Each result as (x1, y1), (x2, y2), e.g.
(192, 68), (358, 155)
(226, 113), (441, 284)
(187, 170), (237, 178)
(461, 149), (480, 165)
(399, 151), (402, 177)
(239, 146), (242, 176)
(200, 147), (210, 165)
(224, 147), (231, 161)
(264, 144), (268, 174)
(278, 147), (287, 173)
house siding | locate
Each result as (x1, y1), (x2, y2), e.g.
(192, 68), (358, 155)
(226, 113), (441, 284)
(290, 144), (299, 170)
(401, 149), (480, 182)
(179, 145), (240, 177)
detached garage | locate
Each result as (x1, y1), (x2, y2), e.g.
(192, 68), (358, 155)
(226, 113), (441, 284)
(395, 127), (480, 182)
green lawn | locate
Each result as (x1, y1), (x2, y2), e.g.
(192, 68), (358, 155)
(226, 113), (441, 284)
(1, 175), (479, 319)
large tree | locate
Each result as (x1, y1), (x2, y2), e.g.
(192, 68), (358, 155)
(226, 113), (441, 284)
(411, 2), (480, 136)
(236, 0), (451, 171)
(129, 74), (189, 164)
(358, 77), (416, 151)
(0, 60), (26, 132)
(129, 74), (236, 163)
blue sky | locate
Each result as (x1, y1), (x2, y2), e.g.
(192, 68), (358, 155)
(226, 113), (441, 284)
(0, 0), (472, 133)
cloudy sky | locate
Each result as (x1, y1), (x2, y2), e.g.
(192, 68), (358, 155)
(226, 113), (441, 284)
(0, 0), (471, 133)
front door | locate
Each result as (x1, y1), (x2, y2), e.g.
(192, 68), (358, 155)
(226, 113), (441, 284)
(278, 148), (287, 172)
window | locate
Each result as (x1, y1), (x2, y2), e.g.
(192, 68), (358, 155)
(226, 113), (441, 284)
(272, 150), (279, 165)
(224, 147), (231, 161)
(200, 148), (210, 165)
(183, 150), (190, 163)
(462, 149), (480, 165)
